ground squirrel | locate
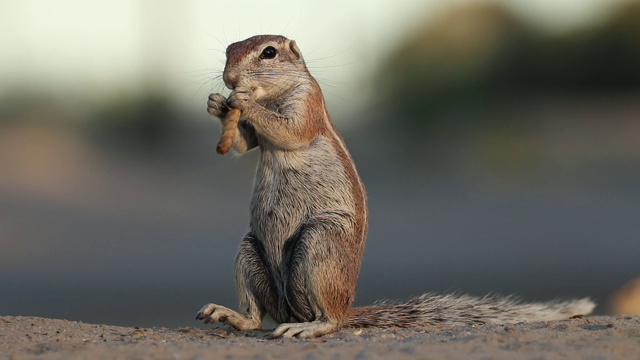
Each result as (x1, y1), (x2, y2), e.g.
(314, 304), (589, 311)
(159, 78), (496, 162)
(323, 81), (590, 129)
(195, 35), (595, 339)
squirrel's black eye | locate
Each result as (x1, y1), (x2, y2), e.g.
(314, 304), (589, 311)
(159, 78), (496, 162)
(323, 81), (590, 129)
(260, 46), (277, 59)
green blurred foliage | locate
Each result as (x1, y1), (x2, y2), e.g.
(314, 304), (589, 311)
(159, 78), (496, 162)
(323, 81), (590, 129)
(87, 92), (185, 155)
(378, 1), (640, 138)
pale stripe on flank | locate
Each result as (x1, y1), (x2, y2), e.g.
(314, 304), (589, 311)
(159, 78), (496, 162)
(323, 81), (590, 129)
(321, 104), (368, 239)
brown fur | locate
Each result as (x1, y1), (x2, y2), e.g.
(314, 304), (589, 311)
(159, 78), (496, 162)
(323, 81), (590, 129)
(196, 35), (594, 339)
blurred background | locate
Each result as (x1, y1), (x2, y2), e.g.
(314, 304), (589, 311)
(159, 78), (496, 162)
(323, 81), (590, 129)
(1, 0), (639, 328)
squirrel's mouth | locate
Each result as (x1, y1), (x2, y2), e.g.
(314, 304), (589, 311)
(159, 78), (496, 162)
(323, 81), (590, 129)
(252, 86), (266, 100)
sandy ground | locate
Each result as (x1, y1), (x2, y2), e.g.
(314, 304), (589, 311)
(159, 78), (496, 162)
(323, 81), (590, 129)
(1, 316), (638, 359)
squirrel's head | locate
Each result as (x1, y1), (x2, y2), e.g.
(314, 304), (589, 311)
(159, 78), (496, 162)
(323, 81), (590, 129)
(223, 35), (308, 102)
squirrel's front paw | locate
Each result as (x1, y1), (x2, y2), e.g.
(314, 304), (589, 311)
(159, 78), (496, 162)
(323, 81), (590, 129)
(207, 93), (229, 118)
(228, 87), (255, 112)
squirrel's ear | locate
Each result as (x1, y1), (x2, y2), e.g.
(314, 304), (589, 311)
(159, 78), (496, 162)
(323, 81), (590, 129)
(289, 40), (302, 60)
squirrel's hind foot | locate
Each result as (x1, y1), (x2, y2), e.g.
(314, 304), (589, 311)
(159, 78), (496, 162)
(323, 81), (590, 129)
(196, 303), (261, 331)
(270, 320), (340, 339)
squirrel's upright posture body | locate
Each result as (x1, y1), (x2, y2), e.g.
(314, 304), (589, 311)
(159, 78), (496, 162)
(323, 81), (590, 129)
(196, 35), (595, 338)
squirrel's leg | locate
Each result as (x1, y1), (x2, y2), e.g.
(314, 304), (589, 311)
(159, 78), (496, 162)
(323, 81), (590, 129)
(196, 233), (277, 330)
(235, 233), (292, 324)
(271, 219), (361, 338)
(227, 87), (313, 150)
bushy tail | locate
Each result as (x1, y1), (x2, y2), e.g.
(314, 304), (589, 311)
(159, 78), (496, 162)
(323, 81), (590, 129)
(347, 293), (595, 328)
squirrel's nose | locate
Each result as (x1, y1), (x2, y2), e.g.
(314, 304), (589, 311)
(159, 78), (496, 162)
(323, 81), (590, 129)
(223, 69), (237, 90)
